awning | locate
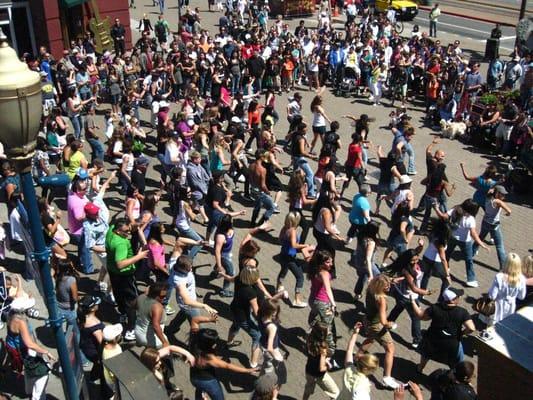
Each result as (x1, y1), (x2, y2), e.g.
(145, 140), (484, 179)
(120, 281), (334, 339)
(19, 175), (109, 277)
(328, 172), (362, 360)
(60, 0), (89, 8)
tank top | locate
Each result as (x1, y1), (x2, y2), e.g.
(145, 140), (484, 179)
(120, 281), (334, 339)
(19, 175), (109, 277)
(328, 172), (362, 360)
(312, 109), (326, 127)
(209, 148), (223, 173)
(219, 231), (234, 255)
(259, 320), (280, 349)
(175, 200), (190, 230)
(391, 189), (410, 213)
(310, 273), (330, 303)
(313, 208), (330, 235)
(190, 361), (217, 381)
(291, 133), (304, 157)
(135, 294), (166, 348)
(280, 230), (299, 257)
(396, 265), (423, 300)
(483, 198), (501, 225)
(128, 198), (141, 220)
(365, 293), (382, 325)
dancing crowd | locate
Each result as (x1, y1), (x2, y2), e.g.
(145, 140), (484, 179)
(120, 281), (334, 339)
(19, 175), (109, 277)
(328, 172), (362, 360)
(0, 1), (532, 400)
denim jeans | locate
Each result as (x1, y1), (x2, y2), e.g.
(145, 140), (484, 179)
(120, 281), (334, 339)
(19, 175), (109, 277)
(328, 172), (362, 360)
(70, 115), (83, 140)
(229, 316), (261, 348)
(294, 157), (316, 197)
(420, 195), (447, 232)
(446, 238), (475, 282)
(388, 290), (422, 343)
(251, 191), (275, 225)
(221, 254), (234, 291)
(191, 377), (224, 400)
(473, 221), (506, 269)
(86, 138), (104, 162)
(405, 141), (416, 173)
(277, 254), (305, 293)
(72, 232), (93, 273)
(176, 226), (203, 260)
(420, 257), (449, 301)
(231, 74), (241, 95)
(58, 308), (77, 331)
(354, 262), (381, 296)
(429, 20), (437, 37)
(158, 0), (165, 14)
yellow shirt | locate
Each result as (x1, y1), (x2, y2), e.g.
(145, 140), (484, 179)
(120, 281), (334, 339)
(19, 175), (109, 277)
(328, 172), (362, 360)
(65, 151), (85, 180)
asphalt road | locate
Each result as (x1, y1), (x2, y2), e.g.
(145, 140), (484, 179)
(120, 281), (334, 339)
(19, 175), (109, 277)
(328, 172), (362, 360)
(411, 10), (517, 53)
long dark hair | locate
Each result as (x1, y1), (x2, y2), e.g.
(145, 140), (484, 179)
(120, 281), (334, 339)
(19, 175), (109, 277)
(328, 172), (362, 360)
(312, 192), (336, 222)
(55, 258), (79, 285)
(307, 250), (333, 280)
(147, 221), (164, 244)
(306, 321), (329, 357)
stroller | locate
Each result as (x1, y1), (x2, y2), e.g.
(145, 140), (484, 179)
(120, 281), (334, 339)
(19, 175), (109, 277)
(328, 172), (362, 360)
(336, 67), (363, 98)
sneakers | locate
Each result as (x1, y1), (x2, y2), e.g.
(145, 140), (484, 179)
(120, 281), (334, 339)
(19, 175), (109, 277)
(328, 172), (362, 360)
(165, 305), (175, 315)
(466, 281), (479, 288)
(383, 376), (400, 389)
(487, 238), (495, 245)
(412, 341), (420, 349)
(207, 239), (215, 247)
(292, 301), (308, 308)
(273, 204), (281, 214)
(345, 237), (353, 245)
(124, 330), (136, 341)
(98, 281), (108, 292)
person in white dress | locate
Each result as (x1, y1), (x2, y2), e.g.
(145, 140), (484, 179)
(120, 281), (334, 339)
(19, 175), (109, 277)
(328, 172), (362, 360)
(488, 253), (527, 323)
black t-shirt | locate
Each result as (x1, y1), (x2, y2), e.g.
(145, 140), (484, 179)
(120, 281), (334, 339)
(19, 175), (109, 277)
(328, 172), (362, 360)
(131, 169), (146, 195)
(230, 279), (261, 322)
(378, 156), (394, 185)
(427, 304), (470, 340)
(444, 383), (478, 400)
(247, 56), (265, 77)
(206, 183), (226, 208)
(323, 130), (340, 153)
(305, 353), (325, 377)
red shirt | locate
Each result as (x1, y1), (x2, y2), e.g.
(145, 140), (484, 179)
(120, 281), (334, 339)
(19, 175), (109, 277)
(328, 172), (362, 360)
(346, 143), (363, 169)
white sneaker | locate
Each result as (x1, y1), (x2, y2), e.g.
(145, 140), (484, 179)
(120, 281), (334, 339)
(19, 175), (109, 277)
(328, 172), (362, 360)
(383, 376), (400, 389)
(208, 239), (215, 247)
(124, 330), (136, 341)
(466, 281), (479, 288)
(98, 281), (108, 292)
(165, 305), (175, 315)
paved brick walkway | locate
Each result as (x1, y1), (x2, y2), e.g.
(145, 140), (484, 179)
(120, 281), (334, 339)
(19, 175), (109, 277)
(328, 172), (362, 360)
(1, 2), (531, 399)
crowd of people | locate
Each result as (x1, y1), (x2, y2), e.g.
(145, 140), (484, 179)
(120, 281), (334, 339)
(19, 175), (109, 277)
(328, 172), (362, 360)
(0, 1), (532, 400)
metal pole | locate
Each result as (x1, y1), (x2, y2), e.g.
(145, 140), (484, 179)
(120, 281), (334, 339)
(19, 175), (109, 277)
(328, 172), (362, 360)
(18, 160), (79, 400)
(519, 0), (527, 20)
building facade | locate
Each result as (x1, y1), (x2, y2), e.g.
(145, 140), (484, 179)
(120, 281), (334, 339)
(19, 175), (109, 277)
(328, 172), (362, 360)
(2, 0), (131, 59)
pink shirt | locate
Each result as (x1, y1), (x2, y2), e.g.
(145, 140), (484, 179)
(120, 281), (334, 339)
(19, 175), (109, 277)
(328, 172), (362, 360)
(67, 191), (88, 235)
(147, 241), (165, 270)
(310, 272), (331, 303)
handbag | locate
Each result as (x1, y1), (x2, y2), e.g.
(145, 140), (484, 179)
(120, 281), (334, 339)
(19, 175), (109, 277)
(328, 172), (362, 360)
(23, 355), (50, 378)
(473, 294), (495, 317)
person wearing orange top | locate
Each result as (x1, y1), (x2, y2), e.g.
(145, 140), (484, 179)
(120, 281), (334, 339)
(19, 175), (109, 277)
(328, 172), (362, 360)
(282, 56), (295, 92)
(426, 73), (440, 113)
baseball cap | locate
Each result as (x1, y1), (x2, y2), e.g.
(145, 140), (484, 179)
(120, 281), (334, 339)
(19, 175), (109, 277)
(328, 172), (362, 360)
(103, 323), (123, 342)
(76, 168), (89, 180)
(493, 185), (508, 195)
(442, 287), (465, 302)
(399, 175), (412, 184)
(84, 202), (100, 217)
(10, 297), (36, 312)
(231, 116), (241, 123)
(79, 295), (102, 310)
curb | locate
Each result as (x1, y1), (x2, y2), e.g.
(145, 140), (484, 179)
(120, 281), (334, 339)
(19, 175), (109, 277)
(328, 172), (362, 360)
(445, 0), (531, 14)
(419, 6), (517, 27)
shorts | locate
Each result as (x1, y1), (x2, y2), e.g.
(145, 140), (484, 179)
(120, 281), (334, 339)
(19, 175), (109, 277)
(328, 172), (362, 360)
(366, 322), (393, 345)
(312, 125), (326, 136)
(110, 94), (120, 106)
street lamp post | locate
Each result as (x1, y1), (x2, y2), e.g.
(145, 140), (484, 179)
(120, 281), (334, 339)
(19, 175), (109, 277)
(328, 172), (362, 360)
(0, 31), (79, 400)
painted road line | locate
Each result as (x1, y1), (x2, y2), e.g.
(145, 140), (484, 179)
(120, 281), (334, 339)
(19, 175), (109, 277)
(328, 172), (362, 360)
(413, 17), (490, 35)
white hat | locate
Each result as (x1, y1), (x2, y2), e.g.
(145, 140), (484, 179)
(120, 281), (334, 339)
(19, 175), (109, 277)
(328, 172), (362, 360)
(10, 297), (36, 312)
(399, 175), (412, 184)
(231, 116), (241, 123)
(442, 287), (464, 302)
(103, 323), (123, 341)
(158, 100), (170, 108)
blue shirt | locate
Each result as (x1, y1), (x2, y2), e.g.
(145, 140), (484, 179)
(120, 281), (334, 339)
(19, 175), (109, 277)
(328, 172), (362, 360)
(349, 194), (370, 225)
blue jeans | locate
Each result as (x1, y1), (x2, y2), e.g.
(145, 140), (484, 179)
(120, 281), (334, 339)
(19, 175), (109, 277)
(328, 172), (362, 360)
(70, 115), (83, 140)
(231, 74), (241, 95)
(251, 191), (275, 225)
(388, 290), (422, 343)
(420, 257), (449, 301)
(405, 141), (416, 173)
(229, 316), (261, 348)
(446, 238), (475, 282)
(86, 138), (104, 162)
(221, 254), (234, 291)
(158, 0), (165, 13)
(354, 262), (381, 295)
(420, 195), (447, 231)
(294, 157), (316, 197)
(72, 232), (93, 274)
(473, 220), (506, 270)
(58, 308), (77, 330)
(191, 377), (224, 400)
(176, 226), (203, 260)
(277, 255), (305, 293)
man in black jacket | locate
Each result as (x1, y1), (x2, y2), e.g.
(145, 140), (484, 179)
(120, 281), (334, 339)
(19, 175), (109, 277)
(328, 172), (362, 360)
(111, 18), (126, 56)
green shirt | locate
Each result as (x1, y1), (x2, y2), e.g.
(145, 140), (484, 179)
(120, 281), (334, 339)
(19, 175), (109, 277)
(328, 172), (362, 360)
(105, 226), (135, 275)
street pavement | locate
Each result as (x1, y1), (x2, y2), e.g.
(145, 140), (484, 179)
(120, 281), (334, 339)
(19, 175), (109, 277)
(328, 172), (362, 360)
(1, 1), (532, 399)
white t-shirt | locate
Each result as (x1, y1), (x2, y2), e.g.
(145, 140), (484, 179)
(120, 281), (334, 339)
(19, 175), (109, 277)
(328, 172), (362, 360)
(171, 266), (196, 309)
(448, 209), (476, 242)
(423, 241), (447, 263)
